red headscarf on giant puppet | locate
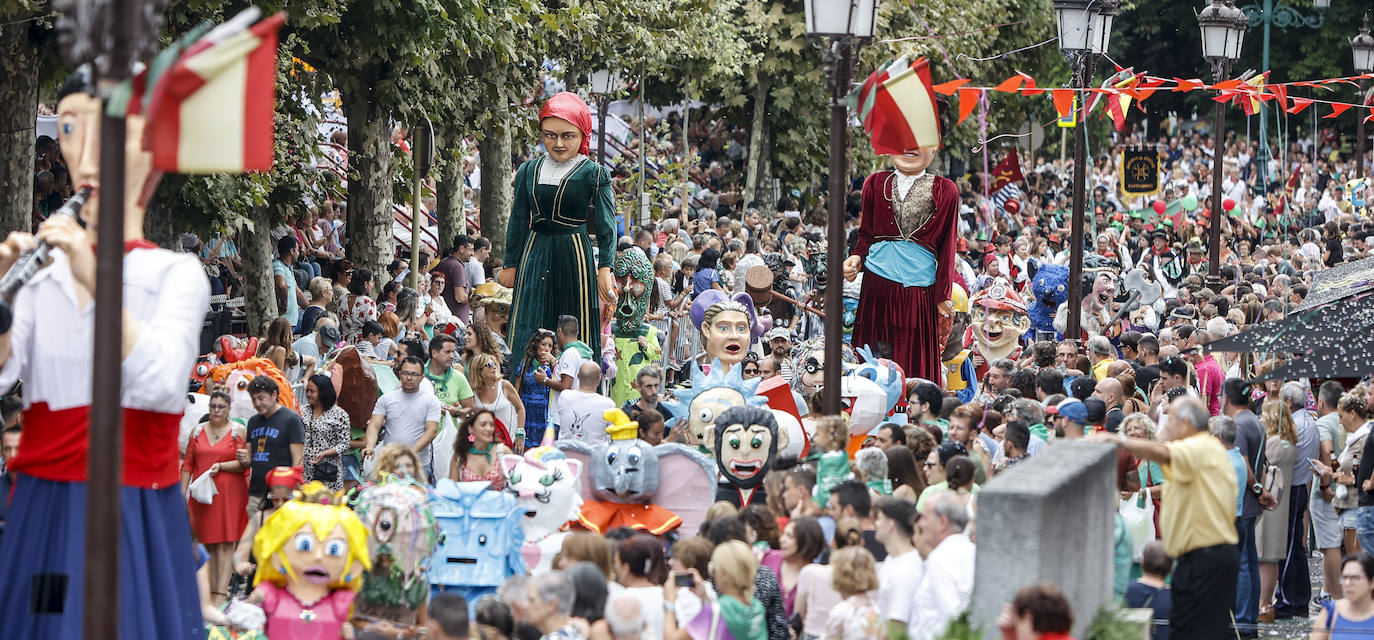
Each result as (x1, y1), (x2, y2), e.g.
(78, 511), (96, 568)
(539, 91), (593, 156)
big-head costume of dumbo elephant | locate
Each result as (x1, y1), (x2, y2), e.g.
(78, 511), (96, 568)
(556, 409), (716, 535)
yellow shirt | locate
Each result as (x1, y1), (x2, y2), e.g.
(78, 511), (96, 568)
(1092, 358), (1117, 381)
(1160, 431), (1239, 557)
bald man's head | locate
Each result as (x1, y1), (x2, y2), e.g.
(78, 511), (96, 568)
(577, 361), (602, 390)
(1106, 359), (1131, 377)
(1094, 378), (1123, 408)
(604, 592), (646, 639)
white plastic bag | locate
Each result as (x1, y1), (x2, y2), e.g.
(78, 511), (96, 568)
(431, 413), (458, 481)
(188, 469), (219, 505)
(1118, 489), (1155, 561)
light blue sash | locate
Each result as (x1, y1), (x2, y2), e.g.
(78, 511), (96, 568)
(867, 240), (937, 287)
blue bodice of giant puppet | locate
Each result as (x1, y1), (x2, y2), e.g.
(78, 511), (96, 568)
(428, 480), (527, 607)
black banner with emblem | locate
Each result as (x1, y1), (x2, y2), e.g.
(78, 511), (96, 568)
(1120, 148), (1159, 196)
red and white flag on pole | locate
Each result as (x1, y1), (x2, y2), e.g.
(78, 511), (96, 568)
(145, 10), (286, 174)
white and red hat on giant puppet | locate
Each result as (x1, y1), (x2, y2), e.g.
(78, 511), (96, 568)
(969, 278), (1027, 315)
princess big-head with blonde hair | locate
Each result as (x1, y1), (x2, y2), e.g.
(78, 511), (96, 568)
(250, 483), (372, 638)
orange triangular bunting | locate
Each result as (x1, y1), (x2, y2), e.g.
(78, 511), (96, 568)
(1052, 89), (1075, 119)
(957, 87), (980, 124)
(933, 78), (970, 96)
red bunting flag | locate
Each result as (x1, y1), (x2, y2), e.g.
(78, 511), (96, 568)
(1173, 78), (1203, 92)
(1288, 97), (1313, 114)
(1324, 103), (1353, 119)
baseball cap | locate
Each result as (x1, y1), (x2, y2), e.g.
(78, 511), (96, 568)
(1064, 376), (1095, 401)
(766, 327), (791, 342)
(1083, 398), (1107, 424)
(1057, 399), (1088, 425)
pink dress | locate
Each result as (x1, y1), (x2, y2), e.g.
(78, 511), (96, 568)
(259, 582), (356, 640)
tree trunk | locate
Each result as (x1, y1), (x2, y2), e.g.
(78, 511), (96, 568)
(434, 138), (464, 252)
(143, 194), (176, 248)
(0, 18), (41, 236)
(743, 76), (772, 213)
(241, 205), (278, 337)
(479, 118), (513, 263)
(342, 86), (394, 289)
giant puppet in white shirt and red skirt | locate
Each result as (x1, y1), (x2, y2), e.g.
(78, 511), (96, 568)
(0, 68), (210, 638)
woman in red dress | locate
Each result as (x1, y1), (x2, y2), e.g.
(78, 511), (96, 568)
(843, 148), (959, 383)
(180, 390), (250, 605)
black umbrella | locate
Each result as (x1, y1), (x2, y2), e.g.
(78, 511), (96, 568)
(1205, 291), (1374, 355)
(1250, 331), (1374, 382)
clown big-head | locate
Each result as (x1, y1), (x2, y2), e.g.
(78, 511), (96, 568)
(612, 248), (654, 338)
(352, 479), (440, 612)
(969, 278), (1029, 362)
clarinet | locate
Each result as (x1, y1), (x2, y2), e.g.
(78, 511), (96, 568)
(0, 187), (92, 334)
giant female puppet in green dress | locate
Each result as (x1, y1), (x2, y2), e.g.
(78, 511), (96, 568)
(498, 92), (618, 369)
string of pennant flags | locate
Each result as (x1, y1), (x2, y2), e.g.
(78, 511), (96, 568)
(928, 65), (1374, 130)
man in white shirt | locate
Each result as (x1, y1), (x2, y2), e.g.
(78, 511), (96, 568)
(909, 492), (976, 640)
(364, 356), (443, 476)
(548, 314), (593, 416)
(874, 498), (924, 640)
(556, 362), (615, 447)
(467, 237), (490, 287)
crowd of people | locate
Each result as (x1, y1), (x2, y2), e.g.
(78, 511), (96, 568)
(10, 88), (1374, 640)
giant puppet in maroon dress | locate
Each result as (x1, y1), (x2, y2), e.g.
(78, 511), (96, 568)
(844, 149), (959, 383)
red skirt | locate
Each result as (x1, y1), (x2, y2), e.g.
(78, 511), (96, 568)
(852, 272), (942, 382)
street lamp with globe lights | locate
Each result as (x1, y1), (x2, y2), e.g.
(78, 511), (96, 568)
(1352, 14), (1374, 183)
(1197, 0), (1247, 286)
(1055, 0), (1117, 342)
(804, 0), (879, 414)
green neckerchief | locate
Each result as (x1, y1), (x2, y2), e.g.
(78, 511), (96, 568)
(866, 478), (893, 496)
(564, 340), (594, 360)
(717, 595), (767, 640)
(1028, 422), (1049, 442)
(469, 442), (493, 461)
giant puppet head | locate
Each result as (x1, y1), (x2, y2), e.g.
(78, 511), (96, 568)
(55, 65), (160, 239)
(691, 290), (758, 370)
(556, 409), (717, 535)
(968, 278), (1030, 362)
(612, 248), (654, 338)
(252, 483), (371, 607)
(428, 480), (528, 604)
(1028, 263), (1070, 339)
(501, 428), (584, 544)
(205, 357), (299, 423)
(352, 479), (440, 616)
(1082, 254), (1120, 316)
(713, 406), (780, 492)
(664, 359), (769, 457)
(940, 283), (972, 362)
(789, 338), (858, 397)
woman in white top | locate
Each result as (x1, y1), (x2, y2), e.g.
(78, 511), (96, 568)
(617, 534), (667, 640)
(468, 353), (525, 447)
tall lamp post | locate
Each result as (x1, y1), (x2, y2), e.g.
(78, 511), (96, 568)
(1239, 0), (1328, 193)
(1352, 15), (1374, 183)
(804, 0), (878, 415)
(1198, 0), (1247, 287)
(1055, 0), (1117, 342)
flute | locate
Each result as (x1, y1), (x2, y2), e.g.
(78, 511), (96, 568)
(0, 187), (91, 333)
